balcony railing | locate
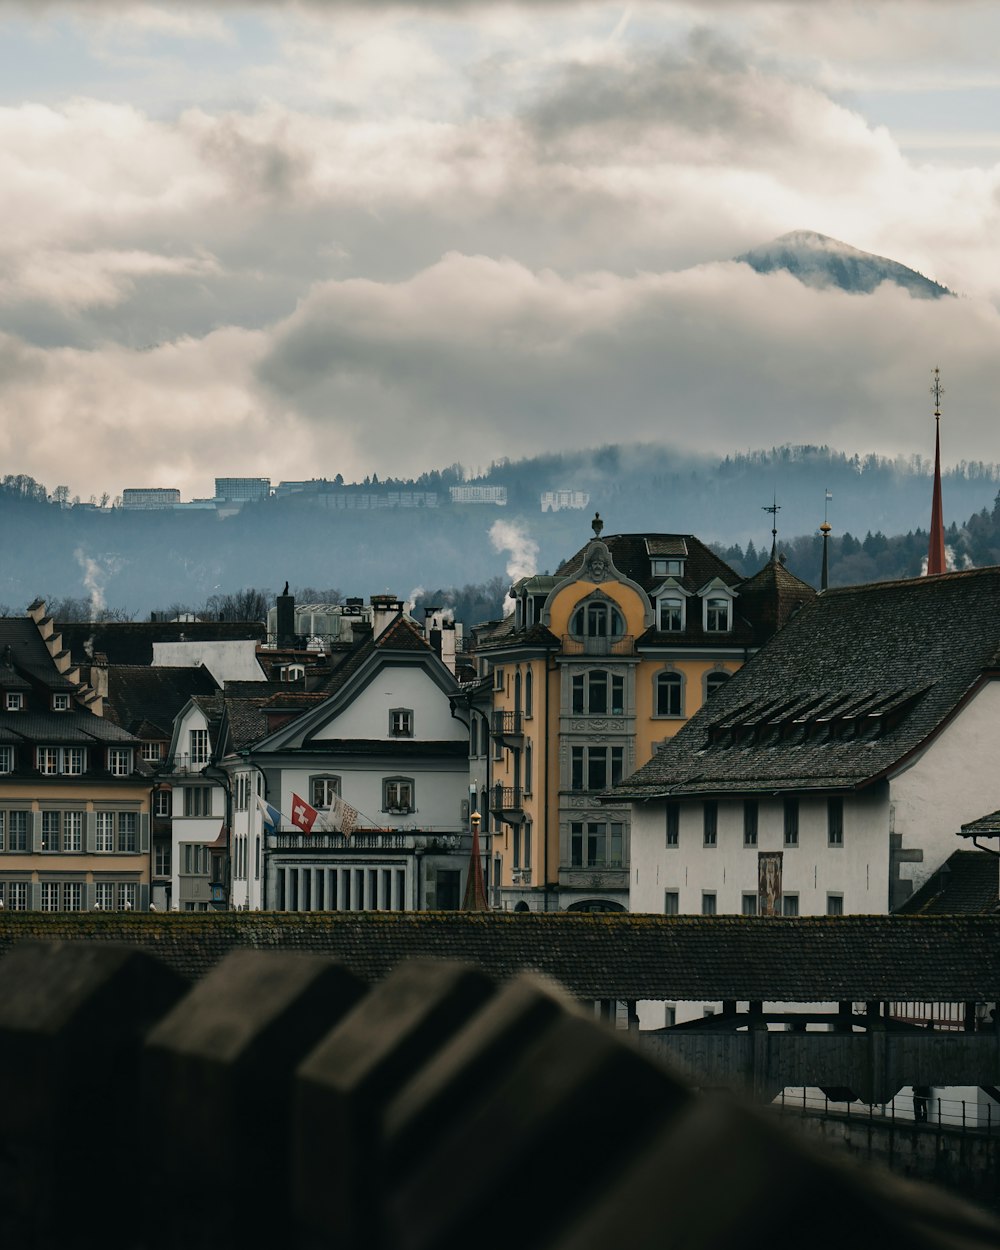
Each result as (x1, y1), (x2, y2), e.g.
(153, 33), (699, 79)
(491, 710), (524, 741)
(561, 635), (634, 657)
(489, 784), (523, 819)
(273, 832), (409, 851)
(160, 753), (210, 775)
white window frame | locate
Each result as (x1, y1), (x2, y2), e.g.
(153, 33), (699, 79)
(389, 708), (414, 738)
(153, 790), (171, 818)
(189, 728), (210, 766)
(0, 746), (13, 775)
(52, 693), (70, 711)
(5, 693), (22, 711)
(107, 748), (133, 777)
(654, 669), (684, 718)
(140, 742), (162, 763)
(117, 812), (137, 853)
(63, 811), (82, 852)
(310, 775), (341, 809)
(703, 592), (734, 633)
(383, 776), (415, 814)
(95, 811), (115, 852)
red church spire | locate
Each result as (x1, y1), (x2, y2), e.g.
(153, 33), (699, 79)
(927, 367), (947, 576)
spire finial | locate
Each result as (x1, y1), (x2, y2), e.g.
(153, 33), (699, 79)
(762, 496), (781, 561)
(591, 511), (603, 539)
(926, 367), (947, 576)
(819, 490), (832, 592)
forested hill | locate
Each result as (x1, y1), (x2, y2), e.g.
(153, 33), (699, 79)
(1, 444), (998, 622)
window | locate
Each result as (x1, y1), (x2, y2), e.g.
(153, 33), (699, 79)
(37, 747), (60, 776)
(493, 665), (505, 692)
(665, 1005), (677, 1027)
(189, 729), (210, 766)
(41, 881), (60, 912)
(657, 597), (684, 632)
(655, 671), (683, 717)
(665, 802), (679, 848)
(0, 746), (13, 774)
(5, 693), (22, 711)
(52, 693), (70, 711)
(513, 824), (521, 869)
(96, 812), (115, 852)
(783, 798), (799, 847)
(571, 746), (624, 791)
(828, 797), (844, 847)
(570, 820), (625, 868)
(183, 787), (212, 817)
(234, 773), (251, 811)
(651, 558), (684, 577)
(117, 812), (137, 853)
(705, 597), (731, 632)
(107, 748), (133, 777)
(63, 811), (82, 852)
(280, 664), (305, 681)
(470, 719), (479, 757)
(310, 776), (341, 809)
(743, 800), (758, 847)
(1, 811), (29, 852)
(702, 892), (717, 916)
(64, 748), (85, 775)
(703, 800), (718, 847)
(827, 893), (844, 916)
(94, 882), (115, 910)
(389, 708), (413, 737)
(569, 601), (625, 639)
(41, 811), (60, 852)
(183, 844), (208, 875)
(1, 881), (27, 910)
(782, 894), (799, 917)
(141, 742), (162, 763)
(384, 777), (415, 813)
(523, 821), (532, 868)
(525, 669), (533, 717)
(524, 743), (532, 795)
(742, 893), (758, 915)
(706, 671), (731, 699)
(572, 670), (625, 716)
(62, 882), (82, 912)
(153, 790), (171, 819)
(154, 844), (171, 876)
(663, 890), (679, 915)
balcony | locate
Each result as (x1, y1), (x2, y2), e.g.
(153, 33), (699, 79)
(562, 635), (634, 658)
(273, 831), (409, 851)
(491, 710), (524, 745)
(160, 753), (210, 776)
(489, 784), (524, 825)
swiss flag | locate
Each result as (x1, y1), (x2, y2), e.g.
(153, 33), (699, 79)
(290, 792), (319, 835)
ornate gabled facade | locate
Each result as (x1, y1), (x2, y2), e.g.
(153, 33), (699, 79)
(0, 604), (151, 911)
(474, 519), (814, 913)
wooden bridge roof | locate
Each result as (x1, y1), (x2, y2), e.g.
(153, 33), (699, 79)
(1, 912), (998, 1003)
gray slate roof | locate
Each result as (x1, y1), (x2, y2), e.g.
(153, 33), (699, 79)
(0, 912), (997, 1001)
(896, 851), (999, 916)
(615, 568), (1000, 799)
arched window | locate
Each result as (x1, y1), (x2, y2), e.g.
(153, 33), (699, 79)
(655, 671), (683, 718)
(567, 899), (626, 913)
(705, 597), (732, 632)
(470, 719), (479, 757)
(514, 670), (522, 712)
(657, 597), (684, 632)
(525, 668), (533, 717)
(570, 600), (625, 639)
(705, 670), (731, 700)
(525, 742), (533, 794)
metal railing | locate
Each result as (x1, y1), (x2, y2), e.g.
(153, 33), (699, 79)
(491, 710), (523, 737)
(489, 784), (523, 813)
(160, 753), (209, 775)
(775, 1087), (998, 1136)
(273, 832), (409, 851)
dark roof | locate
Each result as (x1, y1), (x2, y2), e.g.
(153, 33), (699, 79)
(222, 696), (269, 752)
(0, 711), (137, 746)
(279, 739), (468, 758)
(554, 532), (741, 596)
(0, 913), (997, 1001)
(57, 620), (266, 667)
(735, 557), (817, 645)
(375, 615), (433, 651)
(896, 851), (999, 915)
(0, 619), (78, 691)
(960, 810), (1000, 838)
(105, 665), (219, 739)
(615, 567), (1000, 798)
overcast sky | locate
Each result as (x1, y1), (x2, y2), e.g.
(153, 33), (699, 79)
(2, 0), (999, 500)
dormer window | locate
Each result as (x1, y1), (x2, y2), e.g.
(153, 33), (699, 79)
(52, 693), (70, 712)
(5, 693), (22, 712)
(107, 747), (134, 777)
(705, 597), (731, 632)
(657, 597), (684, 632)
(651, 558), (685, 577)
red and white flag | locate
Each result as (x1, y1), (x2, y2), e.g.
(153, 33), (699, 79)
(290, 793), (319, 835)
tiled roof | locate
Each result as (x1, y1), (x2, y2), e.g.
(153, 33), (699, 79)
(555, 532), (741, 596)
(735, 557), (817, 646)
(105, 665), (219, 739)
(222, 696), (269, 752)
(0, 619), (78, 691)
(57, 620), (266, 667)
(0, 711), (138, 745)
(615, 567), (1000, 798)
(0, 913), (997, 1001)
(896, 851), (999, 916)
(960, 810), (1000, 837)
(375, 615), (433, 651)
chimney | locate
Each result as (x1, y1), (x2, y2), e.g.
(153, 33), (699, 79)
(371, 594), (403, 640)
(276, 582), (295, 646)
(439, 621), (458, 675)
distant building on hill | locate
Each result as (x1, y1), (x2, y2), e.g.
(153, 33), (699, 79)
(122, 488), (181, 510)
(450, 485), (508, 506)
(541, 489), (589, 512)
(215, 477), (271, 503)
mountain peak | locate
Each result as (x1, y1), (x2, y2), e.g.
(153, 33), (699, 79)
(736, 231), (952, 299)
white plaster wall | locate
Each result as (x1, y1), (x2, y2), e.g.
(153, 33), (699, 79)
(890, 680), (1000, 892)
(312, 666), (464, 742)
(169, 789), (224, 905)
(154, 640), (265, 683)
(630, 788), (890, 919)
(276, 762), (468, 833)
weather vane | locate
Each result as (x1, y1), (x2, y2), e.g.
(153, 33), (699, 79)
(762, 495), (781, 555)
(930, 367), (944, 418)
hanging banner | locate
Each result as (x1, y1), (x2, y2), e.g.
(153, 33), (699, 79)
(758, 851), (783, 916)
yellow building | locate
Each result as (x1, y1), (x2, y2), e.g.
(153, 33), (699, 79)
(0, 605), (151, 911)
(476, 518), (814, 911)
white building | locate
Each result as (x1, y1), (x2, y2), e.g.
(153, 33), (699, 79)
(449, 485), (508, 505)
(541, 489), (589, 512)
(615, 568), (1000, 1026)
(162, 696), (227, 911)
(122, 487), (181, 509)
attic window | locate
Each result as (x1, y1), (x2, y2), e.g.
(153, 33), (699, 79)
(389, 708), (414, 737)
(52, 693), (70, 711)
(5, 693), (22, 711)
(704, 597), (731, 632)
(651, 559), (684, 577)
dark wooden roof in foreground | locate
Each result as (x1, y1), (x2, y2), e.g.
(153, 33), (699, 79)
(1, 913), (998, 1003)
